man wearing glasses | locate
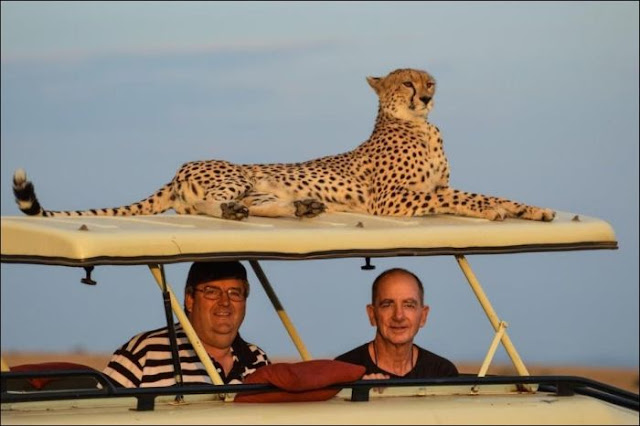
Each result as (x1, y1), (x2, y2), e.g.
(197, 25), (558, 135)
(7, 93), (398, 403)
(104, 261), (270, 387)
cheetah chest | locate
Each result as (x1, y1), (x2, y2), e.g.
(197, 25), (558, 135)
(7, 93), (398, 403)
(368, 126), (449, 194)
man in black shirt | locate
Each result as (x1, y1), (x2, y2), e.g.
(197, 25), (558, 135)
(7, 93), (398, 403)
(336, 268), (457, 379)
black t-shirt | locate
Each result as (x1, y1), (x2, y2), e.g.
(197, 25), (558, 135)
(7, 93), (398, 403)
(335, 342), (458, 378)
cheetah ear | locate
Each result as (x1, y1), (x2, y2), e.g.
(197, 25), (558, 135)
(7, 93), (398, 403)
(366, 76), (382, 94)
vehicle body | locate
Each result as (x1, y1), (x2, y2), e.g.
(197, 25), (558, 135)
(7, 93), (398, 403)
(1, 211), (638, 424)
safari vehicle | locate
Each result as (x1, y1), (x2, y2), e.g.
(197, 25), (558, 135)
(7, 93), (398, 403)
(1, 210), (638, 424)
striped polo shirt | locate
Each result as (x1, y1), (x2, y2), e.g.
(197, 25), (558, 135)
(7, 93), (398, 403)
(103, 324), (270, 388)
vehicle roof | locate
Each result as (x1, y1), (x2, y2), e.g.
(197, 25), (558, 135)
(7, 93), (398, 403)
(0, 211), (617, 266)
(3, 388), (638, 425)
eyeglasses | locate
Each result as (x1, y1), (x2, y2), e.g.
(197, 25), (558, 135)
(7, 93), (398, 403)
(193, 286), (246, 302)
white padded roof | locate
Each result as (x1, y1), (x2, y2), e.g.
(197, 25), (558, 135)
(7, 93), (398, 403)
(0, 211), (617, 266)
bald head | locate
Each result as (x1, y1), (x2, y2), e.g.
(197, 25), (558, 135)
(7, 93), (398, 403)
(371, 268), (424, 305)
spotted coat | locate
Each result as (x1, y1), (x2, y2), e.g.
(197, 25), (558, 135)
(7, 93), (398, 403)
(12, 68), (555, 222)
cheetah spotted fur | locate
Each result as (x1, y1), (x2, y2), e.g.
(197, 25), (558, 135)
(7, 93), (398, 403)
(12, 68), (555, 222)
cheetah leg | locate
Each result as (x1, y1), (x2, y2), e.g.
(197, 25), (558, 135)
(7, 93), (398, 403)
(372, 187), (508, 221)
(480, 193), (555, 221)
(192, 200), (249, 220)
(189, 180), (251, 220)
(242, 193), (326, 218)
(428, 187), (509, 220)
(373, 187), (553, 221)
(430, 187), (554, 221)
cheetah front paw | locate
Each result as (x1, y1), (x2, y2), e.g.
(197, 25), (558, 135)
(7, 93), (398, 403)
(485, 207), (507, 221)
(294, 199), (326, 218)
(519, 207), (556, 221)
(540, 208), (556, 222)
(221, 202), (249, 220)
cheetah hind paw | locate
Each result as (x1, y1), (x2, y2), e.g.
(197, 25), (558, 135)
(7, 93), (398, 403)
(220, 202), (250, 220)
(294, 199), (326, 218)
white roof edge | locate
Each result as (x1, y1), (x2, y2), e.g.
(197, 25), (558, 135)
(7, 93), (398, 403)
(0, 211), (617, 266)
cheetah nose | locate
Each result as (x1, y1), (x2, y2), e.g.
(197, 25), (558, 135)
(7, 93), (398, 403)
(420, 96), (431, 105)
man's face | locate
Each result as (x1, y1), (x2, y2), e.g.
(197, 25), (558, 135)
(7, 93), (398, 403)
(367, 272), (429, 346)
(185, 278), (247, 349)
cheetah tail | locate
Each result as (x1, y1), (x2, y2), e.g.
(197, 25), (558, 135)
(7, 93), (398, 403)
(12, 168), (173, 217)
(13, 168), (45, 216)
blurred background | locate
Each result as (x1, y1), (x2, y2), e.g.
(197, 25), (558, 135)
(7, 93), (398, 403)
(1, 2), (638, 386)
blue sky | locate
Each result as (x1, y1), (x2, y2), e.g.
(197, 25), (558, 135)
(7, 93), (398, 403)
(1, 1), (638, 369)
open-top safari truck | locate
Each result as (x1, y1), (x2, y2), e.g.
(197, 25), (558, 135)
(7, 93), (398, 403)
(1, 210), (638, 424)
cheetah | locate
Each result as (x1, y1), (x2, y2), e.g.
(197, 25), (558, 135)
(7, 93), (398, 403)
(12, 68), (555, 222)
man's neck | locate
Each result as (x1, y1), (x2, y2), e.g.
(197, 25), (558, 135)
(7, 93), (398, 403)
(202, 336), (237, 374)
(371, 336), (415, 375)
(206, 344), (232, 360)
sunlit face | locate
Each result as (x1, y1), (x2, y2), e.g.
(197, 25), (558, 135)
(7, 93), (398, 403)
(367, 272), (429, 346)
(367, 68), (436, 122)
(185, 278), (247, 349)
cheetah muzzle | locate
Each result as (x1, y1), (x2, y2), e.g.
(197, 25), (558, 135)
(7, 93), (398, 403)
(12, 68), (555, 223)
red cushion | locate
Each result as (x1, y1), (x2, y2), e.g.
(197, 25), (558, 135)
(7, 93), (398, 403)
(234, 359), (365, 403)
(11, 362), (96, 390)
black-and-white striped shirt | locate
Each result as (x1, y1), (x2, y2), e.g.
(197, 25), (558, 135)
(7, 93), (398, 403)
(103, 324), (270, 388)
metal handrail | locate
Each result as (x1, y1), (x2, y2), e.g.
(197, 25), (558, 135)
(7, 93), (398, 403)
(2, 371), (637, 412)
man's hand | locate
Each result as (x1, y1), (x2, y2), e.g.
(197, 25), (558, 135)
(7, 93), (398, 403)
(363, 372), (390, 394)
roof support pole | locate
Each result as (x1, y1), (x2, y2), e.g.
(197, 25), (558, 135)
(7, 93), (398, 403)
(148, 264), (224, 386)
(454, 255), (530, 377)
(149, 263), (185, 402)
(249, 260), (312, 361)
(477, 321), (508, 378)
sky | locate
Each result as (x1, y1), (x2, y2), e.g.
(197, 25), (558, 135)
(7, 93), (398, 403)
(1, 1), (638, 369)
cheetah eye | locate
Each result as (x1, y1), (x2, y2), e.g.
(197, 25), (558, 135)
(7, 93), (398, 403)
(426, 82), (435, 89)
(402, 81), (414, 88)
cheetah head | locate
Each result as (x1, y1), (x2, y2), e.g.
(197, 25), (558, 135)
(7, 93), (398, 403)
(367, 68), (436, 122)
